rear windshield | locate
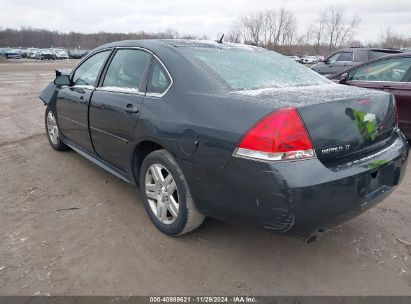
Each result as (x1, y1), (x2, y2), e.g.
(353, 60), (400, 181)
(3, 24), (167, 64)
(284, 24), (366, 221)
(182, 46), (331, 90)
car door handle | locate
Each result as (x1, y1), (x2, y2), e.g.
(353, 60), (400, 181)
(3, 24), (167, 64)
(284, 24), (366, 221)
(124, 104), (139, 114)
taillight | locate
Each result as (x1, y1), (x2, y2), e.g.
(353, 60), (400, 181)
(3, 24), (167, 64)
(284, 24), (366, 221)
(234, 107), (316, 161)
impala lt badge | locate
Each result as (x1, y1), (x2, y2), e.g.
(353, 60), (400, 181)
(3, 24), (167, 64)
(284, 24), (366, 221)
(321, 144), (351, 155)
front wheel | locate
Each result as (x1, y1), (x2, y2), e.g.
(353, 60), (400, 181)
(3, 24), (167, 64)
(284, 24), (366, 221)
(140, 149), (205, 236)
(45, 107), (69, 151)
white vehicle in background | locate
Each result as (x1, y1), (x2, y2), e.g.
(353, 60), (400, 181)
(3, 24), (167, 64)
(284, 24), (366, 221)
(52, 49), (69, 60)
(26, 48), (39, 59)
(300, 56), (319, 64)
(287, 55), (301, 62)
(316, 55), (325, 62)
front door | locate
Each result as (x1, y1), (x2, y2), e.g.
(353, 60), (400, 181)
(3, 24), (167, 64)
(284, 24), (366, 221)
(89, 48), (151, 172)
(56, 50), (111, 154)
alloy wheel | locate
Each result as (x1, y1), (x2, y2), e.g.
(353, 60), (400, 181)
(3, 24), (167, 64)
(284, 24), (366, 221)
(46, 111), (60, 145)
(145, 164), (179, 225)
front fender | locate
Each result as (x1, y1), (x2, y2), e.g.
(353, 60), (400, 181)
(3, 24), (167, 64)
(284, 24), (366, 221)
(39, 82), (58, 105)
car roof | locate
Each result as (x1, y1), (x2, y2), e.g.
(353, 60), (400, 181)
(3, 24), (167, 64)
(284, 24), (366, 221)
(339, 47), (403, 52)
(94, 39), (259, 54)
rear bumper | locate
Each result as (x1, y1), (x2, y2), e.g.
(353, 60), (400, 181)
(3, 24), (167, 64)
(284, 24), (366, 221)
(179, 130), (409, 236)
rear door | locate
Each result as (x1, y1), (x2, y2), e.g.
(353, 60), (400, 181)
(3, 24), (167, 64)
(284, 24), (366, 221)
(396, 78), (411, 139)
(346, 57), (411, 138)
(56, 50), (111, 154)
(89, 48), (152, 172)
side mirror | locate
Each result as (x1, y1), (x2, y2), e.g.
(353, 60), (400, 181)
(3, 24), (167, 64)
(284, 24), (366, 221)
(54, 74), (71, 86)
(339, 72), (348, 84)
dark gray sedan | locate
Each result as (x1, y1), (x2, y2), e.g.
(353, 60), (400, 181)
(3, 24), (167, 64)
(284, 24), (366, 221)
(40, 40), (409, 238)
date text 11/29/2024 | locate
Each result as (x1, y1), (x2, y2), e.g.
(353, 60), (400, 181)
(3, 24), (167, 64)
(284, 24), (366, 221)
(149, 296), (257, 303)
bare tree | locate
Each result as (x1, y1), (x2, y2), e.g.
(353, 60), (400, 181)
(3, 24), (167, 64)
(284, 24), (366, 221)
(379, 26), (410, 49)
(312, 11), (327, 54)
(322, 5), (360, 49)
(227, 22), (242, 43)
(240, 12), (264, 45)
(233, 8), (297, 51)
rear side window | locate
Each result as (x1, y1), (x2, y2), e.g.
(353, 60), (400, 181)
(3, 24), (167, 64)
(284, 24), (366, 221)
(353, 50), (369, 62)
(350, 57), (411, 82)
(337, 52), (353, 62)
(72, 50), (110, 86)
(103, 49), (151, 90)
(147, 59), (171, 94)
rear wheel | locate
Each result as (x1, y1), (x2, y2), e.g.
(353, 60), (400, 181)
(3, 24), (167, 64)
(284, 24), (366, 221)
(45, 107), (69, 151)
(140, 149), (205, 236)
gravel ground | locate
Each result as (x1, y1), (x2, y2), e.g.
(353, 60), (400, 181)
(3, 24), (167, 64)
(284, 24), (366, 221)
(0, 60), (410, 296)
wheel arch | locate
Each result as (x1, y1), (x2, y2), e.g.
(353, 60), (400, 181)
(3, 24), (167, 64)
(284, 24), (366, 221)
(131, 139), (166, 187)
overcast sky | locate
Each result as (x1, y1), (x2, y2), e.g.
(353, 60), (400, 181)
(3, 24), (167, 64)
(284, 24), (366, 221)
(0, 0), (410, 42)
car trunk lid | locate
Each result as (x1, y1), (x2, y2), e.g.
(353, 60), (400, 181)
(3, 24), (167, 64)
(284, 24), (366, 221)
(234, 84), (397, 164)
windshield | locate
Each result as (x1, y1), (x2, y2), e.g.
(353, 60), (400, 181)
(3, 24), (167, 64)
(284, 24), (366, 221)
(182, 46), (331, 90)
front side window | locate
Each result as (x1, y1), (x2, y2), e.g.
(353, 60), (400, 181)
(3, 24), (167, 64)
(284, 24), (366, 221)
(147, 59), (171, 94)
(337, 52), (353, 62)
(326, 52), (341, 64)
(103, 49), (151, 90)
(182, 47), (331, 90)
(351, 57), (411, 82)
(72, 50), (110, 86)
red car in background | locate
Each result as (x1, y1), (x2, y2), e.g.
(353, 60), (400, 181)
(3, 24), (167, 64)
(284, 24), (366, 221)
(330, 53), (411, 139)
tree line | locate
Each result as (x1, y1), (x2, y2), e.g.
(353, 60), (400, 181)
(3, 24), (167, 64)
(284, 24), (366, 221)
(228, 5), (361, 54)
(0, 27), (202, 49)
(1, 5), (410, 55)
(228, 5), (410, 54)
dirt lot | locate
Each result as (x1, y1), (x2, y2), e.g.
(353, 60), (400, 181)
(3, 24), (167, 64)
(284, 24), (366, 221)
(0, 60), (410, 296)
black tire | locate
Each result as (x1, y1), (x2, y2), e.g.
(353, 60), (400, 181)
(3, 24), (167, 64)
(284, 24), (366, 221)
(140, 149), (205, 236)
(45, 106), (69, 151)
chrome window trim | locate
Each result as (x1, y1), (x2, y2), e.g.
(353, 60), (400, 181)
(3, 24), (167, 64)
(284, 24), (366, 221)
(71, 48), (113, 88)
(71, 85), (95, 90)
(95, 86), (145, 96)
(113, 46), (173, 98)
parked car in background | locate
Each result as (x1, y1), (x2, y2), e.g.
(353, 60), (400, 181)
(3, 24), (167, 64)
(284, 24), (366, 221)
(330, 52), (411, 139)
(0, 48), (8, 57)
(300, 56), (319, 64)
(53, 49), (69, 60)
(68, 49), (88, 59)
(18, 48), (28, 58)
(36, 49), (55, 60)
(27, 48), (39, 59)
(312, 48), (403, 77)
(287, 55), (301, 62)
(316, 55), (325, 62)
(1, 48), (23, 59)
(40, 39), (408, 238)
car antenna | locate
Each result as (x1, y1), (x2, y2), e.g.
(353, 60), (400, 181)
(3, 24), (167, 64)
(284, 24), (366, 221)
(216, 34), (224, 44)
